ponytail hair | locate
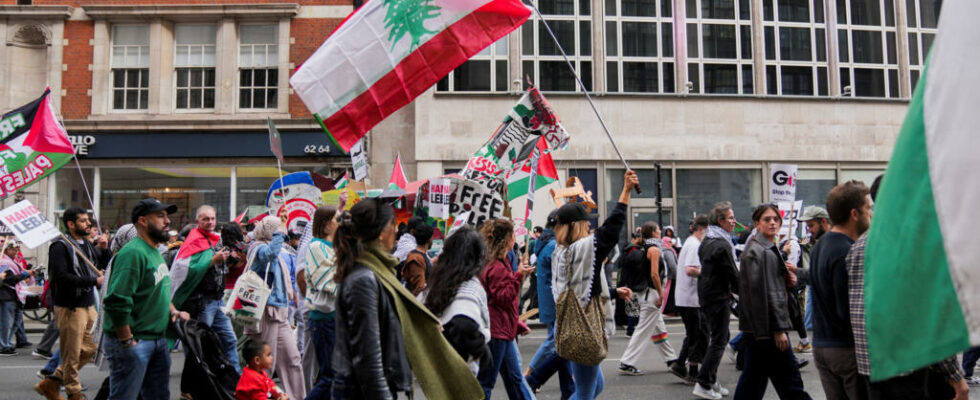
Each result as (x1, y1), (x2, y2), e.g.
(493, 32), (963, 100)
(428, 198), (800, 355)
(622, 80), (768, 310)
(333, 198), (395, 283)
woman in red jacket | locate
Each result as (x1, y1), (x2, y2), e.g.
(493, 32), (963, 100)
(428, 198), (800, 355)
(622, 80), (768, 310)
(476, 218), (536, 400)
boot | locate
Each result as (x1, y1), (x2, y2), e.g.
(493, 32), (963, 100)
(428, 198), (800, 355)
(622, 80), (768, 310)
(34, 377), (65, 400)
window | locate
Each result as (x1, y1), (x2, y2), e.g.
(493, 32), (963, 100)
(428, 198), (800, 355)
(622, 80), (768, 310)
(175, 24), (217, 109)
(837, 0), (900, 98)
(686, 0), (754, 94)
(675, 168), (762, 226)
(604, 0), (675, 93)
(840, 169), (884, 187)
(111, 25), (150, 110)
(436, 38), (509, 92)
(906, 0), (940, 90)
(239, 24), (279, 109)
(796, 169), (836, 212)
(761, 0), (829, 96)
(522, 0), (592, 92)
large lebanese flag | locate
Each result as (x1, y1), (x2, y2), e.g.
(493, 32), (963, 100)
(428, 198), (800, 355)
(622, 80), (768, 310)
(863, 0), (980, 381)
(289, 0), (531, 152)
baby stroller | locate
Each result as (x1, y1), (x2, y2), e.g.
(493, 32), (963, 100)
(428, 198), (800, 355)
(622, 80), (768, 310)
(174, 319), (240, 400)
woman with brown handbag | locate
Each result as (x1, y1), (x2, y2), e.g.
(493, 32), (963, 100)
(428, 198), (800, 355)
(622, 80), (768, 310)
(551, 170), (638, 399)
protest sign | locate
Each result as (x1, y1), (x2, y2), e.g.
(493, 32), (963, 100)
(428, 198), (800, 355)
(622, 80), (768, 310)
(461, 87), (569, 192)
(770, 164), (798, 203)
(266, 172), (323, 233)
(428, 178), (451, 219)
(0, 89), (75, 198)
(0, 200), (60, 248)
(415, 176), (506, 228)
(350, 138), (368, 181)
(778, 200), (804, 237)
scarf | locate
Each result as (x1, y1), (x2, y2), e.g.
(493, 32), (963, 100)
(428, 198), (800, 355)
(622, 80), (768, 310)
(357, 244), (484, 400)
(706, 225), (736, 262)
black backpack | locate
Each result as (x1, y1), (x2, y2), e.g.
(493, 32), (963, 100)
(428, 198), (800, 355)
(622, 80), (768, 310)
(618, 243), (653, 293)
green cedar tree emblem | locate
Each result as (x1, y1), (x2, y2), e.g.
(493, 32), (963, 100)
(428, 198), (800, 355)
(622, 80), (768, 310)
(384, 0), (441, 51)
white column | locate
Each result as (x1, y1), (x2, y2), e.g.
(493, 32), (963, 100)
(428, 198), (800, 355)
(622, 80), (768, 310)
(894, 0), (911, 98)
(216, 18), (236, 115)
(92, 167), (101, 220)
(824, 0), (841, 96)
(230, 166), (238, 221)
(751, 0), (766, 94)
(91, 21), (110, 116)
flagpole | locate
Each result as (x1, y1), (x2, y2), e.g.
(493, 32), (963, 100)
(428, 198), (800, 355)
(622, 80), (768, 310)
(528, 2), (641, 194)
(57, 106), (103, 235)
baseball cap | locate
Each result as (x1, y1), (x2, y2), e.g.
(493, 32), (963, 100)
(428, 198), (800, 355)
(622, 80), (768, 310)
(556, 203), (588, 225)
(546, 210), (559, 228)
(131, 198), (178, 223)
(798, 206), (829, 222)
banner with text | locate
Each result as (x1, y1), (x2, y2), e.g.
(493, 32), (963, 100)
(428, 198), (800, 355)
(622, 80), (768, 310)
(778, 200), (804, 238)
(428, 178), (451, 220)
(350, 138), (368, 182)
(415, 176), (506, 228)
(0, 89), (74, 197)
(460, 87), (570, 193)
(770, 164), (798, 203)
(0, 200), (61, 248)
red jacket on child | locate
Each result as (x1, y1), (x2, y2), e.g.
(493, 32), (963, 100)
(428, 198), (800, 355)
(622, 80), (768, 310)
(236, 366), (282, 400)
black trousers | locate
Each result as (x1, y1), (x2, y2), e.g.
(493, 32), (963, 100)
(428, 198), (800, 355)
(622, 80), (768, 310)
(733, 333), (812, 400)
(698, 300), (731, 388)
(677, 306), (707, 365)
(868, 368), (954, 400)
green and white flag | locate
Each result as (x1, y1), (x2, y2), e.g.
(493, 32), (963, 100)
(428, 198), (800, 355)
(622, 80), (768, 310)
(865, 1), (979, 381)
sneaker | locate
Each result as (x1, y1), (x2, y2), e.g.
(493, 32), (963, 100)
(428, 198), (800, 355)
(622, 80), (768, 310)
(797, 359), (810, 369)
(0, 348), (16, 356)
(726, 345), (737, 363)
(713, 383), (730, 396)
(33, 349), (53, 359)
(618, 363), (644, 376)
(693, 384), (722, 400)
(16, 341), (33, 349)
(37, 369), (53, 380)
(668, 361), (688, 381)
(966, 376), (980, 386)
(793, 343), (812, 353)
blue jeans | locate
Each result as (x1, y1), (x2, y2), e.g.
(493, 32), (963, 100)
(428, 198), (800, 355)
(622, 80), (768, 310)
(568, 362), (603, 400)
(43, 349), (61, 373)
(104, 336), (171, 400)
(197, 299), (241, 373)
(478, 338), (536, 400)
(305, 315), (336, 400)
(526, 323), (574, 399)
(0, 300), (16, 350)
(804, 287), (813, 331)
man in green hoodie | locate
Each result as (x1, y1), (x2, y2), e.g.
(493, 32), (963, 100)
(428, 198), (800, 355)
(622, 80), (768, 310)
(102, 198), (189, 400)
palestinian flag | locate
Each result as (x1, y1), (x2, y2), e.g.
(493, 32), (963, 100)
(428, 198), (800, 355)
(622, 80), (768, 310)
(864, 2), (979, 381)
(335, 171), (350, 189)
(505, 138), (558, 202)
(169, 227), (221, 309)
(388, 153), (407, 191)
(289, 0), (531, 152)
(0, 88), (74, 197)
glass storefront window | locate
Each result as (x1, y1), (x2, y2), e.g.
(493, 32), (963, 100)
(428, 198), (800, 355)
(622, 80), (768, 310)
(100, 167), (231, 229)
(797, 169), (836, 211)
(676, 168), (762, 227)
(55, 168), (96, 216)
(840, 169), (884, 187)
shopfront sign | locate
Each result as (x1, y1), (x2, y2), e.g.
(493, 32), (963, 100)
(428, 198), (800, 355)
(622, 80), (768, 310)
(68, 131), (345, 159)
